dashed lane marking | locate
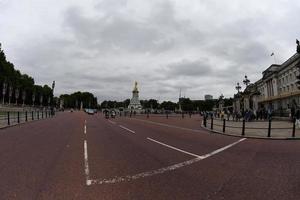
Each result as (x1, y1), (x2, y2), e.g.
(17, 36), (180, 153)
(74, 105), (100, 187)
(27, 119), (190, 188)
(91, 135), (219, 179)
(87, 138), (246, 185)
(119, 125), (135, 134)
(84, 140), (91, 186)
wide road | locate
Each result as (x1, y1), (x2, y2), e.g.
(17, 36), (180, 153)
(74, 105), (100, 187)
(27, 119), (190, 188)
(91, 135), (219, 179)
(1, 112), (300, 200)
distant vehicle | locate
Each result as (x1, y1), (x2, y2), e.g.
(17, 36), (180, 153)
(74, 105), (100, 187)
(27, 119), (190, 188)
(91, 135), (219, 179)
(70, 109), (73, 112)
(85, 109), (95, 115)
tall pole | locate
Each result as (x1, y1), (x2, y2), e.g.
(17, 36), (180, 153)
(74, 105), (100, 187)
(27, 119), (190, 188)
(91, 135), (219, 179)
(22, 90), (26, 107)
(32, 92), (35, 107)
(15, 88), (19, 105)
(2, 82), (7, 105)
(8, 85), (13, 105)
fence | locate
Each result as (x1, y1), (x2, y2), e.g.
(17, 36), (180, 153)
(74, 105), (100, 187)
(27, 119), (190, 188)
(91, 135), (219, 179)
(203, 116), (297, 138)
(0, 110), (53, 128)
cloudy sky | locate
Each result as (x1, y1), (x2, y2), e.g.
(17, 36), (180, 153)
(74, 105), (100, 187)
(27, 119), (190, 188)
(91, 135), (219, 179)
(1, 0), (300, 102)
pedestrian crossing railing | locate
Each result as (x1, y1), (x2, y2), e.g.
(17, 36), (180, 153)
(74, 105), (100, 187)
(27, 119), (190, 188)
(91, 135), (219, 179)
(0, 110), (54, 128)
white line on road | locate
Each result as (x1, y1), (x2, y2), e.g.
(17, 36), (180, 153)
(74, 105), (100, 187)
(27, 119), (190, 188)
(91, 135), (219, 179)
(84, 140), (91, 186)
(119, 125), (135, 134)
(147, 137), (202, 158)
(108, 120), (116, 125)
(88, 138), (246, 185)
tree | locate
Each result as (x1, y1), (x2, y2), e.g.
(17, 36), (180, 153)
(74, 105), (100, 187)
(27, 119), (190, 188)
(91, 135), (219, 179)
(160, 101), (177, 111)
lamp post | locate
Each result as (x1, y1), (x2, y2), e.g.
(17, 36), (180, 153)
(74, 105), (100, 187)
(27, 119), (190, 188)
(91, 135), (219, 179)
(2, 82), (7, 105)
(15, 88), (20, 105)
(235, 82), (241, 93)
(8, 86), (13, 105)
(48, 96), (51, 108)
(32, 93), (35, 107)
(22, 90), (26, 107)
(243, 75), (250, 87)
(39, 95), (43, 107)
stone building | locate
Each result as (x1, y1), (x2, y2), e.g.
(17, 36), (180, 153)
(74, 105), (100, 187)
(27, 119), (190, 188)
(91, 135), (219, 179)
(233, 43), (300, 116)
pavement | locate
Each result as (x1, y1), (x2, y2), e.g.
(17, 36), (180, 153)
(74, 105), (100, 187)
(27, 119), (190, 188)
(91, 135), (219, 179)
(1, 112), (300, 199)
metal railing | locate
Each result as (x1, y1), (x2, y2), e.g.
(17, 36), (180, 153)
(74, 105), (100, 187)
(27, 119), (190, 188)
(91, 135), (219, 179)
(203, 116), (296, 138)
(0, 110), (54, 128)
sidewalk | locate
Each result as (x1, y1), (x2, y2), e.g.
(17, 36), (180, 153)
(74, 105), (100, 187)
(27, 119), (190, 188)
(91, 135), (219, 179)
(203, 118), (300, 139)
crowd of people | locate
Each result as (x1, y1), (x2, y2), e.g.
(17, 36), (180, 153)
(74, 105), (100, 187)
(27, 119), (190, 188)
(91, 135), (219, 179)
(205, 107), (300, 122)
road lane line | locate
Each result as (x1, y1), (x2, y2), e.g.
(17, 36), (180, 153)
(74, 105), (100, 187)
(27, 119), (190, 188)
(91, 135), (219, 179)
(147, 137), (202, 158)
(108, 120), (116, 125)
(84, 140), (91, 186)
(119, 125), (135, 134)
(89, 138), (246, 185)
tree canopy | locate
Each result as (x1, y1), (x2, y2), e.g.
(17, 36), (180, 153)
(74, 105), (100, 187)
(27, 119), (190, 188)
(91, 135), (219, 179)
(0, 44), (53, 106)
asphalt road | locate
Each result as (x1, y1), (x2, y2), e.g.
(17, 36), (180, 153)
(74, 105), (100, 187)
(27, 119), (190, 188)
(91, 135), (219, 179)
(1, 112), (300, 200)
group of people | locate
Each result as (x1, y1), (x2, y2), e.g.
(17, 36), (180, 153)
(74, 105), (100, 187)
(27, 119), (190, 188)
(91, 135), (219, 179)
(207, 108), (275, 122)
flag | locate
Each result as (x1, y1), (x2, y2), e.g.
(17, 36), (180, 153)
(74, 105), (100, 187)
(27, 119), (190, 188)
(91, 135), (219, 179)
(270, 52), (274, 56)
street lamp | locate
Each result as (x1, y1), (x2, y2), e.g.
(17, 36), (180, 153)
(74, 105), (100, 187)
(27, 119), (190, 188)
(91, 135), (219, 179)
(235, 82), (241, 93)
(2, 81), (7, 105)
(22, 90), (26, 107)
(39, 95), (43, 107)
(32, 93), (35, 107)
(15, 88), (20, 105)
(243, 75), (250, 87)
(8, 85), (13, 105)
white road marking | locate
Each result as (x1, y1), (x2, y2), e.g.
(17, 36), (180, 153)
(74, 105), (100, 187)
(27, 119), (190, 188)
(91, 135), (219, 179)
(108, 120), (116, 125)
(84, 120), (87, 134)
(88, 138), (246, 185)
(84, 140), (91, 186)
(119, 125), (135, 134)
(147, 137), (202, 158)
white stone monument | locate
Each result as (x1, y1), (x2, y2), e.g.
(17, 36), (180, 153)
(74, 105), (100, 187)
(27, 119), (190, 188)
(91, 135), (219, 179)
(128, 81), (142, 110)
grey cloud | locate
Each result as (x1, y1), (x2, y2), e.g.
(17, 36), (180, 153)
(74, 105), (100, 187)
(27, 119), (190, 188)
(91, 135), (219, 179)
(164, 59), (213, 78)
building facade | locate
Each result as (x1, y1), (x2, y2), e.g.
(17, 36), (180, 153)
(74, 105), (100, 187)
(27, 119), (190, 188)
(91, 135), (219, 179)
(204, 94), (213, 100)
(234, 45), (300, 117)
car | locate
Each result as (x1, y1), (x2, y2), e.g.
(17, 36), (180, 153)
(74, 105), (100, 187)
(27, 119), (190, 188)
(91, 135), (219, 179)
(85, 109), (95, 115)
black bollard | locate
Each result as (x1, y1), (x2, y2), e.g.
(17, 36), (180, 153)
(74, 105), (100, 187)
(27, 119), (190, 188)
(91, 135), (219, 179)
(17, 112), (20, 123)
(268, 119), (271, 137)
(211, 117), (213, 130)
(292, 118), (296, 137)
(25, 111), (28, 122)
(7, 112), (10, 126)
(242, 120), (245, 136)
(223, 118), (226, 133)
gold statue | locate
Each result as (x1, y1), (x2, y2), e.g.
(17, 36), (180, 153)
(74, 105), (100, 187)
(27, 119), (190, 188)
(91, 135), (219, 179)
(133, 81), (138, 91)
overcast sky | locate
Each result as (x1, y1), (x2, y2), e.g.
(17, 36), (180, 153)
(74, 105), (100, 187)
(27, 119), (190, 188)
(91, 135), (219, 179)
(1, 0), (300, 102)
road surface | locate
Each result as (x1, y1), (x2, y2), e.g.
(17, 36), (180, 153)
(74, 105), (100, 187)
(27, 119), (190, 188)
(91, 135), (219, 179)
(0, 112), (300, 200)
